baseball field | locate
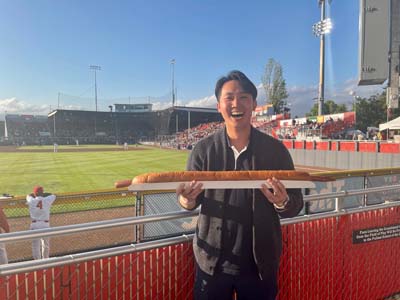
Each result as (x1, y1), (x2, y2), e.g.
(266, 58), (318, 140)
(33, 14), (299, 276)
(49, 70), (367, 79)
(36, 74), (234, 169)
(0, 144), (188, 196)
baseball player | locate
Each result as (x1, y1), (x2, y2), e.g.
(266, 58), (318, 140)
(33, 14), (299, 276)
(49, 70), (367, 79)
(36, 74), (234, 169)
(26, 186), (56, 260)
(0, 205), (10, 264)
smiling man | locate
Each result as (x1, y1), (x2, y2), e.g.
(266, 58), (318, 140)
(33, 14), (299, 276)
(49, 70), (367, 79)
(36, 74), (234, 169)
(177, 70), (304, 300)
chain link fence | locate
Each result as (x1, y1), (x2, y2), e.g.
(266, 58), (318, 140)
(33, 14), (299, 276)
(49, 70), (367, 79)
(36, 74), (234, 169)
(136, 191), (197, 242)
(1, 190), (137, 262)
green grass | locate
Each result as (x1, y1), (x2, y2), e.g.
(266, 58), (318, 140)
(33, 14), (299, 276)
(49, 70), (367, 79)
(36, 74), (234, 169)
(19, 144), (123, 150)
(0, 145), (189, 196)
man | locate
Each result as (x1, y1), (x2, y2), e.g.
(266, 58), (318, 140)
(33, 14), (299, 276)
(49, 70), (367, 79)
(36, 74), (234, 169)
(0, 204), (10, 264)
(177, 70), (303, 299)
(26, 186), (56, 259)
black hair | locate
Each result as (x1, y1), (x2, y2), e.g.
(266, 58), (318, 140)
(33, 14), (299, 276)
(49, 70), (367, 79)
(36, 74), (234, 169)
(214, 70), (257, 102)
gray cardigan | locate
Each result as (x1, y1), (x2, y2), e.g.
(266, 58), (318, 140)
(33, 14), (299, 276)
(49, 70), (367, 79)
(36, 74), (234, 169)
(185, 126), (303, 280)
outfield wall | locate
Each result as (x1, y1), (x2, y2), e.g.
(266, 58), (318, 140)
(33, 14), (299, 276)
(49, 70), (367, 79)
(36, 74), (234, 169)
(282, 140), (400, 169)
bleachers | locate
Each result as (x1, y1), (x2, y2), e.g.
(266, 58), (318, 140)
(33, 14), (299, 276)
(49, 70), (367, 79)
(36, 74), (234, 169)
(5, 114), (51, 145)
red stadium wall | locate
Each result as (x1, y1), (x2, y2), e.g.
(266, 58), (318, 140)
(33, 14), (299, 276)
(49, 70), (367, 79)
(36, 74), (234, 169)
(305, 141), (315, 150)
(284, 140), (400, 154)
(358, 142), (378, 152)
(315, 141), (330, 150)
(3, 208), (400, 299)
(380, 142), (400, 153)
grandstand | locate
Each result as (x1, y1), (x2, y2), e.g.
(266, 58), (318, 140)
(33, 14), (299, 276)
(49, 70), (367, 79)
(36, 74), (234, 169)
(1, 101), (366, 147)
(155, 106), (223, 136)
(2, 106), (223, 145)
(4, 114), (51, 145)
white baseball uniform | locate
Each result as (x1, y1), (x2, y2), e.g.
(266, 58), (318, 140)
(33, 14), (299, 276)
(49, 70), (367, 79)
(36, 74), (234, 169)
(26, 193), (56, 259)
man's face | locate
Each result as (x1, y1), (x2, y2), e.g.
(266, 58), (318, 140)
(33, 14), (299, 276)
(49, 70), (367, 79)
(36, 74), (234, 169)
(217, 80), (256, 130)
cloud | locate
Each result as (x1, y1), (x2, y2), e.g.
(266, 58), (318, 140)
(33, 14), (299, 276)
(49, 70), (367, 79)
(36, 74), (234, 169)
(0, 98), (52, 120)
(0, 78), (385, 121)
(151, 94), (218, 111)
(151, 102), (172, 110)
(0, 97), (87, 120)
(340, 78), (385, 98)
(185, 95), (217, 108)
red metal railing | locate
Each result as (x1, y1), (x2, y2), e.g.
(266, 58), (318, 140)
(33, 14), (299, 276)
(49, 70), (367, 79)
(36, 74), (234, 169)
(2, 206), (400, 299)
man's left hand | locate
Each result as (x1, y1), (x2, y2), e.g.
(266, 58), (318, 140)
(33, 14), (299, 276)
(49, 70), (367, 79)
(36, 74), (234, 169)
(260, 177), (289, 208)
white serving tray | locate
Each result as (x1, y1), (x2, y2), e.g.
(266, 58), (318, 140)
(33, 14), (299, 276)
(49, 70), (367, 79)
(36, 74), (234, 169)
(128, 180), (315, 191)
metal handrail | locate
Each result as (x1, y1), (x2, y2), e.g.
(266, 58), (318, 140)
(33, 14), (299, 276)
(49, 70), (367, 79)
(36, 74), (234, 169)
(0, 209), (199, 243)
(282, 201), (400, 225)
(304, 184), (400, 202)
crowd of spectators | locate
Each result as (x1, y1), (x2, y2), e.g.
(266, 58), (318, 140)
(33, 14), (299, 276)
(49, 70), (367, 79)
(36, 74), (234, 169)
(157, 114), (384, 151)
(4, 115), (51, 145)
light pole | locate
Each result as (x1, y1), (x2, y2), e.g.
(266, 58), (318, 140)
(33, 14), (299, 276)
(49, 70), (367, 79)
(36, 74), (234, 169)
(349, 91), (358, 129)
(90, 65), (101, 137)
(171, 59), (176, 107)
(4, 111), (8, 140)
(313, 0), (332, 116)
(89, 65), (101, 111)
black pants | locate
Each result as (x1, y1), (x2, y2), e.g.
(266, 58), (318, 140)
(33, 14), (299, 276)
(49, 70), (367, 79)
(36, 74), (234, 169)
(193, 264), (277, 300)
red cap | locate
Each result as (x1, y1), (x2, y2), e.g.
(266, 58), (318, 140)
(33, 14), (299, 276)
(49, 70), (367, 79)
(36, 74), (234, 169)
(33, 186), (43, 195)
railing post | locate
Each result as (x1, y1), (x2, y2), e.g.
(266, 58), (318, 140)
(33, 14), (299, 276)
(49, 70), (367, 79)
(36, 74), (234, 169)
(335, 196), (343, 212)
(135, 193), (142, 243)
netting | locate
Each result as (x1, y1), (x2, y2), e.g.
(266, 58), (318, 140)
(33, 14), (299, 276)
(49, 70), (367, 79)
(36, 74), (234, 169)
(57, 93), (169, 112)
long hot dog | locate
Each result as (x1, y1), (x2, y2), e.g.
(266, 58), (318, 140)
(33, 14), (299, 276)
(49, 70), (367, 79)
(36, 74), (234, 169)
(131, 170), (333, 184)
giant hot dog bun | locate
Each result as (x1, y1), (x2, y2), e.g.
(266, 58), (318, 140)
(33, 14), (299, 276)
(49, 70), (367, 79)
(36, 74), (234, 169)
(131, 170), (333, 184)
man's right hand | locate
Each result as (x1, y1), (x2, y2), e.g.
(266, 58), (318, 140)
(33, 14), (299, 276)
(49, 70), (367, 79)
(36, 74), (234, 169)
(176, 181), (203, 210)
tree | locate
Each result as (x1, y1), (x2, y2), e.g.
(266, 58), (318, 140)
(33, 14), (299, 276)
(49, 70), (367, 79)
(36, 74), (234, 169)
(306, 100), (347, 117)
(261, 58), (289, 114)
(304, 91), (400, 131)
(355, 91), (399, 131)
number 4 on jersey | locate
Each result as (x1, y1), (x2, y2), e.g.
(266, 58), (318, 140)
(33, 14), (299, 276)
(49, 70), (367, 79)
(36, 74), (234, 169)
(36, 200), (43, 209)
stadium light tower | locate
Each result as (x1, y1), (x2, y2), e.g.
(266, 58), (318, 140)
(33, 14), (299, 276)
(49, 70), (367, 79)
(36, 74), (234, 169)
(349, 90), (359, 128)
(89, 65), (101, 111)
(312, 0), (333, 116)
(171, 59), (176, 107)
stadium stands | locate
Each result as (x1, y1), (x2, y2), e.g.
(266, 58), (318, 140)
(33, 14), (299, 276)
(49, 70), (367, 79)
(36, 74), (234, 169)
(4, 114), (51, 145)
(3, 106), (223, 145)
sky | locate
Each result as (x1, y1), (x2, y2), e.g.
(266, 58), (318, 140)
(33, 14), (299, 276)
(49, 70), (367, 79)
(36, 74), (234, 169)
(0, 0), (385, 119)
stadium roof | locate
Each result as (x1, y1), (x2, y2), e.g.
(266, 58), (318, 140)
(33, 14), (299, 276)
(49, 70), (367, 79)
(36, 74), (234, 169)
(171, 106), (218, 113)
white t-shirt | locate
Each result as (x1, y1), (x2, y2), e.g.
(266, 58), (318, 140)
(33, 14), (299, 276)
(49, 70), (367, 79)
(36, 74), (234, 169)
(26, 194), (56, 221)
